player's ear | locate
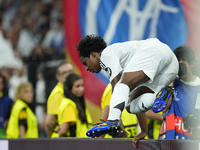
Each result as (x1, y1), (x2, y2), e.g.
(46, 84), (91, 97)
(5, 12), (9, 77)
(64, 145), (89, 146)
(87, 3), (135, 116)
(90, 51), (96, 58)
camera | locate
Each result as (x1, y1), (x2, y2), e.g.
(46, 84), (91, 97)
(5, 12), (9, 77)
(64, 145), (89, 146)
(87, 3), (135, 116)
(183, 113), (200, 138)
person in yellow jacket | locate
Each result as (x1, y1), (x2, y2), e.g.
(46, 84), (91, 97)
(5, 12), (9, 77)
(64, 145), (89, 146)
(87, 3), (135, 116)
(6, 82), (38, 138)
(58, 73), (92, 137)
(45, 61), (74, 138)
(101, 83), (138, 138)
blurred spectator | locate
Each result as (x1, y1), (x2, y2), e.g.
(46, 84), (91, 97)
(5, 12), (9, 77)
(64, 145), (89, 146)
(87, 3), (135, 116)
(0, 67), (13, 84)
(5, 27), (22, 59)
(159, 46), (200, 139)
(0, 27), (25, 99)
(45, 61), (74, 138)
(1, 0), (16, 31)
(49, 0), (63, 27)
(32, 2), (51, 43)
(0, 30), (23, 69)
(31, 44), (45, 56)
(42, 18), (65, 54)
(35, 66), (46, 137)
(17, 16), (40, 57)
(8, 66), (28, 100)
(0, 74), (13, 138)
(58, 73), (92, 137)
(10, 18), (23, 34)
(6, 82), (38, 138)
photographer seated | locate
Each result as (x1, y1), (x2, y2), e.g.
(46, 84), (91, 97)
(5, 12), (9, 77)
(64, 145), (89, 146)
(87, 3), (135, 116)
(159, 46), (200, 139)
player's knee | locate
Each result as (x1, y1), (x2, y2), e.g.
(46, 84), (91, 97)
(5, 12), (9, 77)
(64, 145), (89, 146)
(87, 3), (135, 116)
(121, 71), (150, 91)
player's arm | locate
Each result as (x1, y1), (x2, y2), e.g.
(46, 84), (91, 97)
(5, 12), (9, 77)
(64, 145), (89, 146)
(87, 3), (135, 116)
(45, 114), (57, 137)
(132, 113), (148, 148)
(111, 74), (121, 92)
(145, 110), (163, 121)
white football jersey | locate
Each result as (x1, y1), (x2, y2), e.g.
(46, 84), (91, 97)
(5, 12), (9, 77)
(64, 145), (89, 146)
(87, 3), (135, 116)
(100, 38), (161, 82)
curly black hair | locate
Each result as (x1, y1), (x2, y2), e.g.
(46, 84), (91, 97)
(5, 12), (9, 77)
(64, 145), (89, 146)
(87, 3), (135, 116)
(174, 46), (196, 65)
(76, 34), (107, 58)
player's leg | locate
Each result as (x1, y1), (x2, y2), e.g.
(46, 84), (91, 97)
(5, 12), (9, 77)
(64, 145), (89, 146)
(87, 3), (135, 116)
(126, 86), (155, 114)
(86, 71), (150, 138)
(107, 70), (150, 120)
(127, 53), (178, 114)
(125, 77), (175, 145)
(126, 86), (175, 114)
(126, 77), (176, 114)
(151, 51), (178, 113)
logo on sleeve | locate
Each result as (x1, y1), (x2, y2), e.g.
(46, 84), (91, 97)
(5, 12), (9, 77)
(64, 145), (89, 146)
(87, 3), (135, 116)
(100, 60), (112, 78)
(105, 67), (112, 78)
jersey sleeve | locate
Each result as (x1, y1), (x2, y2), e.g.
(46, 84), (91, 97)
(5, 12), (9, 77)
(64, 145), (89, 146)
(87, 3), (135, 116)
(47, 92), (63, 115)
(61, 104), (77, 124)
(100, 54), (122, 82)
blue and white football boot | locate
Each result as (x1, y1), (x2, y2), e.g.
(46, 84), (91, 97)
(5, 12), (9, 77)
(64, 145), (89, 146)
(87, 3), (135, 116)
(152, 86), (175, 113)
(86, 120), (120, 138)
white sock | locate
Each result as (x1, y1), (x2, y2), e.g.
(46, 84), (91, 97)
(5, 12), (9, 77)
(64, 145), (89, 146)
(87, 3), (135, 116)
(130, 93), (157, 114)
(107, 83), (130, 120)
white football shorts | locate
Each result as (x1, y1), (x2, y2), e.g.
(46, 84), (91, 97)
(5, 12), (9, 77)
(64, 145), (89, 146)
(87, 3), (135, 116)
(124, 41), (179, 94)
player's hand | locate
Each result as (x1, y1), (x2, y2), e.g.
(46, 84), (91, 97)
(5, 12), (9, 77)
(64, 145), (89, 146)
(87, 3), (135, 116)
(132, 136), (139, 148)
(119, 119), (128, 138)
(132, 131), (147, 148)
(120, 127), (128, 138)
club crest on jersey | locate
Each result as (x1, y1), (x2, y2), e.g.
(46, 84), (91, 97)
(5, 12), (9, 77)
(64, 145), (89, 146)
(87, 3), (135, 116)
(100, 60), (112, 78)
(173, 90), (180, 101)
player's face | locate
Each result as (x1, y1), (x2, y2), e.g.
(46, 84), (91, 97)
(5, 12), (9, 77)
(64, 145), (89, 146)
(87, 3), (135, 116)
(71, 79), (84, 97)
(80, 53), (101, 73)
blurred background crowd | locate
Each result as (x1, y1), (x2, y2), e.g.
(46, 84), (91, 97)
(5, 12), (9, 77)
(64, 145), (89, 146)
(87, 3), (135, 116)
(0, 0), (66, 137)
